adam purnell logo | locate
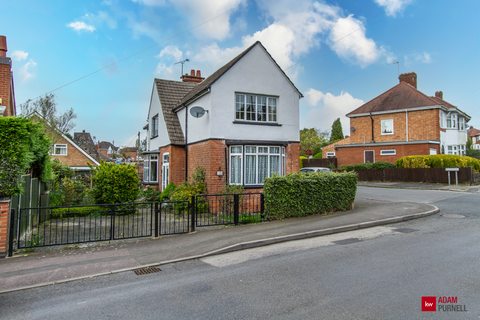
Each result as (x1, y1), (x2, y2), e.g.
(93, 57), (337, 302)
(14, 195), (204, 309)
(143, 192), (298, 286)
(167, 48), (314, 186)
(422, 296), (467, 312)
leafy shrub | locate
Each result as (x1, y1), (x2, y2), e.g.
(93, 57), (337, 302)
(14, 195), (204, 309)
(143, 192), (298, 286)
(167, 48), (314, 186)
(466, 149), (480, 160)
(341, 161), (396, 171)
(396, 155), (480, 173)
(159, 182), (177, 202)
(90, 160), (140, 204)
(170, 166), (208, 212)
(50, 205), (109, 218)
(139, 186), (160, 202)
(263, 171), (357, 220)
(299, 156), (307, 169)
(313, 152), (323, 159)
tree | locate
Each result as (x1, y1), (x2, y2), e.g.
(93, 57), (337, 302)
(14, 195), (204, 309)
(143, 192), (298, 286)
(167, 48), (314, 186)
(136, 137), (147, 156)
(117, 147), (130, 160)
(20, 93), (77, 139)
(300, 128), (329, 157)
(330, 118), (344, 142)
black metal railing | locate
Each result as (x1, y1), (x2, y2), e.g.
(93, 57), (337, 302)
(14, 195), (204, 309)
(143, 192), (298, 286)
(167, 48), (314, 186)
(8, 193), (264, 255)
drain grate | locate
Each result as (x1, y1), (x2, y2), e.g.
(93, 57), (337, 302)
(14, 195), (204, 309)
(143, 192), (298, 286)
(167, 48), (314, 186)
(442, 214), (465, 219)
(134, 267), (162, 275)
(332, 238), (362, 245)
(393, 228), (417, 233)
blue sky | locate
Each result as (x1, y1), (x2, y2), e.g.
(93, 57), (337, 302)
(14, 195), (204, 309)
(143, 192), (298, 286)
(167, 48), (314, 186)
(2, 0), (479, 147)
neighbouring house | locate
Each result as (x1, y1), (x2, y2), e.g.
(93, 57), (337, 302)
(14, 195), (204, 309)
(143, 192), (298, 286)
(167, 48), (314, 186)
(119, 147), (138, 162)
(97, 141), (118, 159)
(72, 130), (102, 168)
(322, 72), (470, 167)
(467, 127), (480, 150)
(143, 41), (302, 193)
(0, 35), (16, 117)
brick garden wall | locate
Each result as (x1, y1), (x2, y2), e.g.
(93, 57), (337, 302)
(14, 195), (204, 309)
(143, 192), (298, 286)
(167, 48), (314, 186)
(0, 199), (11, 258)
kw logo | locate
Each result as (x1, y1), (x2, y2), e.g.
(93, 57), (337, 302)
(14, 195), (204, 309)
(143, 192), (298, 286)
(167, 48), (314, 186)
(422, 297), (436, 312)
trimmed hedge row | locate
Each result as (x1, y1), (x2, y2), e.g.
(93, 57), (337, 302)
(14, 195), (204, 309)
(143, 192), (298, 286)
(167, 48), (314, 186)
(341, 161), (395, 171)
(396, 155), (480, 173)
(263, 172), (357, 220)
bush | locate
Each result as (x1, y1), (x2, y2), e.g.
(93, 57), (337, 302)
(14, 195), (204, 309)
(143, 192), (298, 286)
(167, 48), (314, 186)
(90, 161), (140, 204)
(159, 182), (177, 202)
(466, 149), (480, 160)
(139, 186), (160, 202)
(396, 155), (480, 173)
(263, 171), (357, 220)
(299, 156), (307, 169)
(341, 161), (396, 171)
(170, 166), (208, 212)
(312, 152), (323, 159)
(51, 205), (109, 218)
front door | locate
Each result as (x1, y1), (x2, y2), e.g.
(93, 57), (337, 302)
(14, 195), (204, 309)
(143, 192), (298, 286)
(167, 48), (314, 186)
(364, 150), (374, 163)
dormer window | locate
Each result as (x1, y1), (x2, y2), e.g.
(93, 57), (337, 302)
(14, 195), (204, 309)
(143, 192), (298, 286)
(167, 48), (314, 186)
(235, 93), (277, 123)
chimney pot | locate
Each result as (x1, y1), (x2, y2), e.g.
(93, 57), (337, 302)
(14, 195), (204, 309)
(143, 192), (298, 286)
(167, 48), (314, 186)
(399, 72), (417, 89)
(83, 130), (85, 133)
(190, 69), (195, 76)
(0, 36), (7, 57)
(435, 91), (443, 100)
(196, 70), (201, 77)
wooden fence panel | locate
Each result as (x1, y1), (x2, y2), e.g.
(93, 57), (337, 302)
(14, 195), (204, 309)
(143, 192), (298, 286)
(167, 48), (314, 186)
(382, 167), (473, 184)
(303, 158), (337, 168)
(356, 169), (384, 181)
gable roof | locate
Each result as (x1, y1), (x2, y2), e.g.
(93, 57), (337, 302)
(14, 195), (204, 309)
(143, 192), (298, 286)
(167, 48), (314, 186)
(347, 82), (470, 120)
(74, 132), (101, 162)
(155, 79), (198, 145)
(30, 112), (100, 166)
(468, 127), (480, 137)
(174, 41), (303, 111)
(97, 141), (118, 151)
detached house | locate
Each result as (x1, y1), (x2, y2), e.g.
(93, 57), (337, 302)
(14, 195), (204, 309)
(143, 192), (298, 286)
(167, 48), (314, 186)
(143, 41), (302, 193)
(323, 72), (470, 167)
(467, 127), (480, 150)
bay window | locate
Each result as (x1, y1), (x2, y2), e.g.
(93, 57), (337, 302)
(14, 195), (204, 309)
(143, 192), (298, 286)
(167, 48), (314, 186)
(229, 145), (286, 186)
(446, 113), (457, 129)
(235, 93), (277, 123)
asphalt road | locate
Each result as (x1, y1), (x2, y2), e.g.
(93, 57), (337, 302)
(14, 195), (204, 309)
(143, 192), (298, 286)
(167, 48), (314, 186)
(1, 188), (479, 319)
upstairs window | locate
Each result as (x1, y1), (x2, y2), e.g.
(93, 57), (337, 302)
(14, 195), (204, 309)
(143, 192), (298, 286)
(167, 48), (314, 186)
(235, 94), (277, 123)
(381, 119), (394, 135)
(459, 117), (465, 131)
(151, 114), (159, 138)
(53, 144), (67, 155)
(439, 111), (445, 128)
(446, 113), (457, 129)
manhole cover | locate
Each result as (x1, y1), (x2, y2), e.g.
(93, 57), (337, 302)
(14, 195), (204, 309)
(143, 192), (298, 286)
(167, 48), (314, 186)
(134, 267), (162, 275)
(441, 214), (465, 219)
(332, 238), (362, 245)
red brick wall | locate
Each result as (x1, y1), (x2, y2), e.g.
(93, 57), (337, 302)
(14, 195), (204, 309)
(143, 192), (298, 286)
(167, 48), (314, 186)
(349, 109), (440, 144)
(286, 142), (300, 174)
(335, 143), (440, 167)
(0, 62), (13, 117)
(0, 199), (11, 258)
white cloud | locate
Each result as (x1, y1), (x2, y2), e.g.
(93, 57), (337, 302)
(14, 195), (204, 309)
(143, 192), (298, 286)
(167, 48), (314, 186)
(67, 21), (96, 32)
(156, 46), (183, 61)
(18, 59), (37, 82)
(404, 52), (432, 66)
(374, 0), (413, 17)
(11, 50), (28, 61)
(194, 43), (243, 66)
(303, 89), (364, 134)
(88, 11), (118, 29)
(155, 63), (174, 77)
(131, 0), (166, 5)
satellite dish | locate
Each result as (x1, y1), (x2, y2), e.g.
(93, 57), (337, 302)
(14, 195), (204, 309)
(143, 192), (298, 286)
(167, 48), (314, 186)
(190, 106), (207, 118)
(350, 127), (356, 132)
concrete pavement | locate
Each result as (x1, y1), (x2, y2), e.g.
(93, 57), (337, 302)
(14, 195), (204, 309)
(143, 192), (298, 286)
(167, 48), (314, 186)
(0, 193), (441, 294)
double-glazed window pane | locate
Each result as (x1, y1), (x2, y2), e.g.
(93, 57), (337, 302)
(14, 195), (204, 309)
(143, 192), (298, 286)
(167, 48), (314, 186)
(245, 155), (256, 184)
(150, 155), (158, 182)
(258, 155), (268, 183)
(235, 94), (277, 122)
(230, 155), (242, 184)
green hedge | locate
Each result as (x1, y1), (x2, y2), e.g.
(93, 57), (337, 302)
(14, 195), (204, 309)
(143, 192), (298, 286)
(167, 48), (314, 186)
(341, 161), (396, 171)
(466, 149), (480, 160)
(299, 156), (307, 169)
(50, 206), (109, 218)
(263, 172), (357, 220)
(396, 155), (480, 173)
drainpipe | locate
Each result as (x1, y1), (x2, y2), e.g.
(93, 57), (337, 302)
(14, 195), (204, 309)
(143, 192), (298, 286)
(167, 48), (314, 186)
(370, 112), (375, 143)
(185, 105), (188, 181)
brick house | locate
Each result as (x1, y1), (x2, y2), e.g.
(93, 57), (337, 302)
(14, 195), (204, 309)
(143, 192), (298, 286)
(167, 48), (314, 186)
(0, 35), (16, 117)
(467, 127), (480, 150)
(143, 41), (302, 194)
(323, 72), (470, 167)
(97, 141), (118, 159)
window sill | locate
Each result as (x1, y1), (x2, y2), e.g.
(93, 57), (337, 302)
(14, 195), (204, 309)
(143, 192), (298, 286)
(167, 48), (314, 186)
(243, 185), (264, 189)
(381, 133), (394, 135)
(142, 182), (158, 185)
(53, 154), (68, 156)
(151, 135), (158, 139)
(233, 121), (281, 127)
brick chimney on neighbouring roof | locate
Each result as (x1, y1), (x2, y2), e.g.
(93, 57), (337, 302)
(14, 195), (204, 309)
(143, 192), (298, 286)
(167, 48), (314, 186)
(181, 69), (205, 83)
(0, 36), (7, 57)
(399, 72), (417, 89)
(435, 91), (443, 100)
(0, 35), (15, 117)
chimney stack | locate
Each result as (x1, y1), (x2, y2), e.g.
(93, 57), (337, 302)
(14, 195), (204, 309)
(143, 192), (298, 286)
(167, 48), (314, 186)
(0, 36), (7, 57)
(181, 69), (205, 83)
(399, 72), (417, 89)
(435, 91), (443, 100)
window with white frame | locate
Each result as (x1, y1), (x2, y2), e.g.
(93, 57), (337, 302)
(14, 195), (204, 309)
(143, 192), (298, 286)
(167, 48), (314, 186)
(459, 117), (465, 131)
(380, 150), (396, 155)
(162, 153), (169, 190)
(430, 148), (437, 155)
(53, 144), (67, 155)
(459, 145), (466, 155)
(326, 152), (336, 158)
(151, 114), (159, 138)
(144, 154), (158, 183)
(229, 145), (286, 185)
(235, 94), (277, 123)
(446, 113), (457, 129)
(447, 145), (458, 155)
(439, 111), (445, 128)
(381, 119), (393, 135)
